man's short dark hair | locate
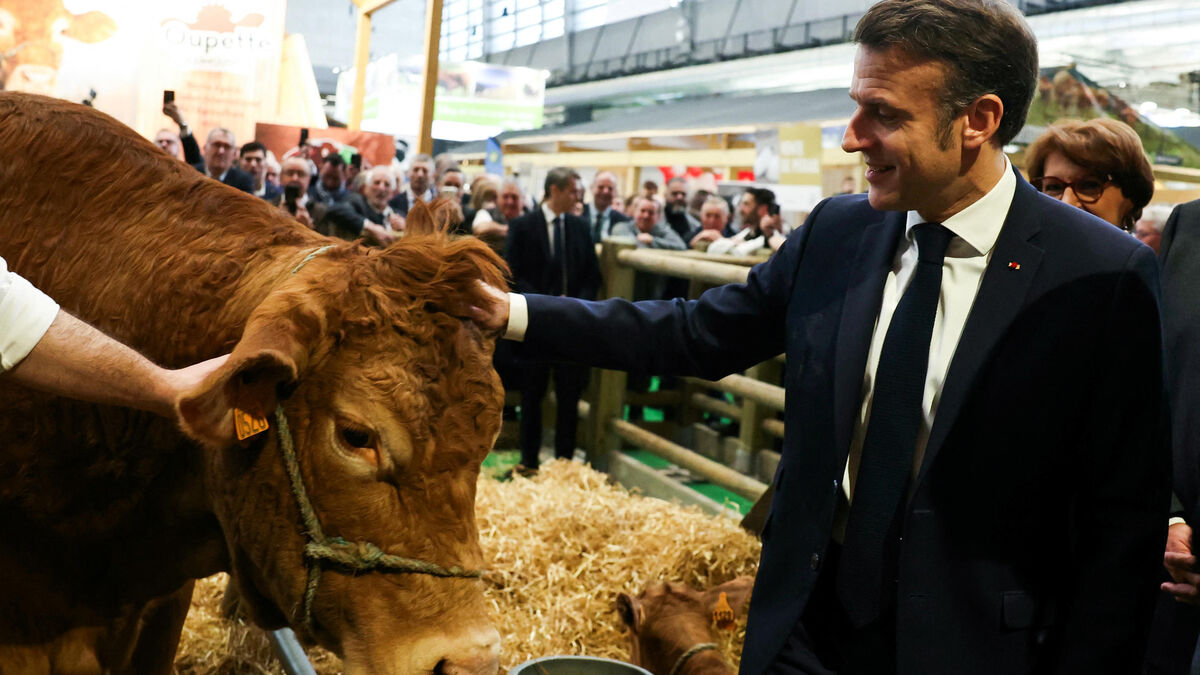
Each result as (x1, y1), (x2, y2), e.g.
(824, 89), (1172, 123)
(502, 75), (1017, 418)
(321, 153), (346, 167)
(544, 167), (580, 200)
(745, 187), (776, 211)
(854, 0), (1038, 148)
(239, 141), (266, 158)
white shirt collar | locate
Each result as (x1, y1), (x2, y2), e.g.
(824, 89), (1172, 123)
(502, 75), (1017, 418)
(541, 202), (563, 223)
(904, 155), (1015, 257)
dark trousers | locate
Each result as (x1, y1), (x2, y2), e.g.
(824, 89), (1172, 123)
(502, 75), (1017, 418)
(768, 541), (897, 675)
(519, 363), (587, 468)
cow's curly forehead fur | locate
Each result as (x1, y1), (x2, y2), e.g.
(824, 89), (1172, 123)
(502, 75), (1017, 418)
(261, 231), (507, 457)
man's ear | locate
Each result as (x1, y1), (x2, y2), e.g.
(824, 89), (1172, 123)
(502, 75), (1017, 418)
(176, 319), (308, 448)
(962, 94), (1004, 151)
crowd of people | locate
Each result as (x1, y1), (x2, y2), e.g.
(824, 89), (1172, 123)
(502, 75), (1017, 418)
(154, 103), (799, 263)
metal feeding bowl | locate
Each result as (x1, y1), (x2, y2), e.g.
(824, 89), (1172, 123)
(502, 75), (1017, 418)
(508, 655), (653, 675)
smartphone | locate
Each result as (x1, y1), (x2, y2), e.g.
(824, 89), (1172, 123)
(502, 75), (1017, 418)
(163, 90), (174, 105)
(350, 153), (362, 169)
(299, 128), (309, 146)
(284, 184), (301, 215)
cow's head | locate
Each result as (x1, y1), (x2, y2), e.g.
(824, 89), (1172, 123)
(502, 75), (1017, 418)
(617, 577), (754, 674)
(0, 1), (116, 94)
(179, 201), (507, 674)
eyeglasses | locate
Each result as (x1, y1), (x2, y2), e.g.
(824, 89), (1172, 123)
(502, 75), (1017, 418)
(1031, 175), (1112, 204)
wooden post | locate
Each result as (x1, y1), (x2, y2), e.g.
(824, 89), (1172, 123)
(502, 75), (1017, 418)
(585, 239), (636, 471)
(738, 359), (781, 474)
(348, 8), (371, 131)
(417, 0), (444, 156)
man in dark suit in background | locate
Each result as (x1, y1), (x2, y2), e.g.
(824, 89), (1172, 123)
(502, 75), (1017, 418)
(270, 157), (328, 233)
(321, 166), (404, 245)
(1146, 199), (1200, 674)
(474, 1), (1168, 672)
(389, 153), (436, 217)
(193, 127), (254, 194)
(582, 170), (630, 243)
(238, 141), (281, 202)
(504, 167), (601, 474)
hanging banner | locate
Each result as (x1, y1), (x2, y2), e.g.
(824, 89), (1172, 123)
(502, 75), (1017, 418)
(1, 0), (289, 146)
(334, 54), (548, 142)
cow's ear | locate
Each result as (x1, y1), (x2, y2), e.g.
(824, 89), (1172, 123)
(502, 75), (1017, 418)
(178, 315), (310, 447)
(177, 349), (298, 448)
(616, 593), (644, 633)
(64, 11), (117, 43)
(703, 576), (754, 617)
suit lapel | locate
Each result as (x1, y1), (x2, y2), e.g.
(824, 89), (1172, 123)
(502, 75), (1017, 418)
(915, 180), (1045, 487)
(833, 212), (906, 461)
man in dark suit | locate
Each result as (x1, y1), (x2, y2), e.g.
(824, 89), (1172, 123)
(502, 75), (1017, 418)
(1145, 199), (1200, 674)
(320, 166), (404, 245)
(238, 141), (281, 202)
(581, 170), (630, 243)
(189, 127), (254, 193)
(389, 153), (436, 216)
(270, 157), (329, 234)
(473, 1), (1168, 672)
(505, 167), (601, 473)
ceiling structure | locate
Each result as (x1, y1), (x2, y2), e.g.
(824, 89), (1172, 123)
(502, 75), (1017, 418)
(542, 0), (1200, 126)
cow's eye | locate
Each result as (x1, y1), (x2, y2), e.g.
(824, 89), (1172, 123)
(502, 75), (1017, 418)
(340, 427), (372, 448)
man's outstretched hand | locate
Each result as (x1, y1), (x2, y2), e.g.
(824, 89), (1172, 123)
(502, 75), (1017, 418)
(470, 280), (510, 334)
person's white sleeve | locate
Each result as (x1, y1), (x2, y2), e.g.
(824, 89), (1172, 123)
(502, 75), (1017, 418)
(504, 292), (528, 342)
(0, 257), (60, 372)
(471, 209), (494, 230)
(707, 237), (736, 255)
(732, 235), (766, 256)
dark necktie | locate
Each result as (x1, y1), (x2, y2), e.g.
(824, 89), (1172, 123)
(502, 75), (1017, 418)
(554, 215), (568, 296)
(837, 222), (954, 628)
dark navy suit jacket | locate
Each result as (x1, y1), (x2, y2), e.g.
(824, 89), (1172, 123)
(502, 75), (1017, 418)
(520, 173), (1168, 674)
(505, 208), (600, 301)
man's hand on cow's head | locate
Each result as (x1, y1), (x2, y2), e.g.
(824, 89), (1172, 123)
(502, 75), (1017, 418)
(469, 280), (510, 334)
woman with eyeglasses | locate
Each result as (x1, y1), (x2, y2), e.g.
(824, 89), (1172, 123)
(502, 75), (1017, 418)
(1024, 117), (1155, 232)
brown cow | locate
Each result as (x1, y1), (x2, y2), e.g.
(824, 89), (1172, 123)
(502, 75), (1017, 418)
(0, 1), (116, 94)
(617, 577), (753, 675)
(0, 91), (505, 674)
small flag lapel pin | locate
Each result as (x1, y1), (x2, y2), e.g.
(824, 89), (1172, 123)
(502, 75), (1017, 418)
(1008, 261), (1021, 270)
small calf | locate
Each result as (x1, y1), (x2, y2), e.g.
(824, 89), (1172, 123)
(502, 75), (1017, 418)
(617, 577), (753, 675)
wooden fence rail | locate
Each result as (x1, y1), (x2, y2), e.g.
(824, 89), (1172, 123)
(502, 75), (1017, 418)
(583, 240), (785, 496)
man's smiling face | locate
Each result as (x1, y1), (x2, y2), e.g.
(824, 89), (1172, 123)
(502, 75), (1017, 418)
(841, 45), (973, 222)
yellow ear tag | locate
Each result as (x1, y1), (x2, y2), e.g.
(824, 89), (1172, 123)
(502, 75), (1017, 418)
(233, 388), (270, 441)
(713, 591), (735, 631)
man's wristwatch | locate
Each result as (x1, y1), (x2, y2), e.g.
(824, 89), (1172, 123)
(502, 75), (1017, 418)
(179, 122), (191, 137)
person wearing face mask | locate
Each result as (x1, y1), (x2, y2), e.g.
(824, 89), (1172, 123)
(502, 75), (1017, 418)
(1024, 118), (1154, 231)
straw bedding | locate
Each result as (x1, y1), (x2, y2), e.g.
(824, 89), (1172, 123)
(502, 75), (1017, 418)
(175, 459), (761, 673)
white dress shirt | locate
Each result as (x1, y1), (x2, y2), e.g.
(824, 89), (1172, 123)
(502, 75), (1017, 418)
(0, 256), (59, 372)
(843, 159), (1016, 505)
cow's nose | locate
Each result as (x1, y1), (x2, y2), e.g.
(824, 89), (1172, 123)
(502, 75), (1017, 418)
(434, 627), (501, 675)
